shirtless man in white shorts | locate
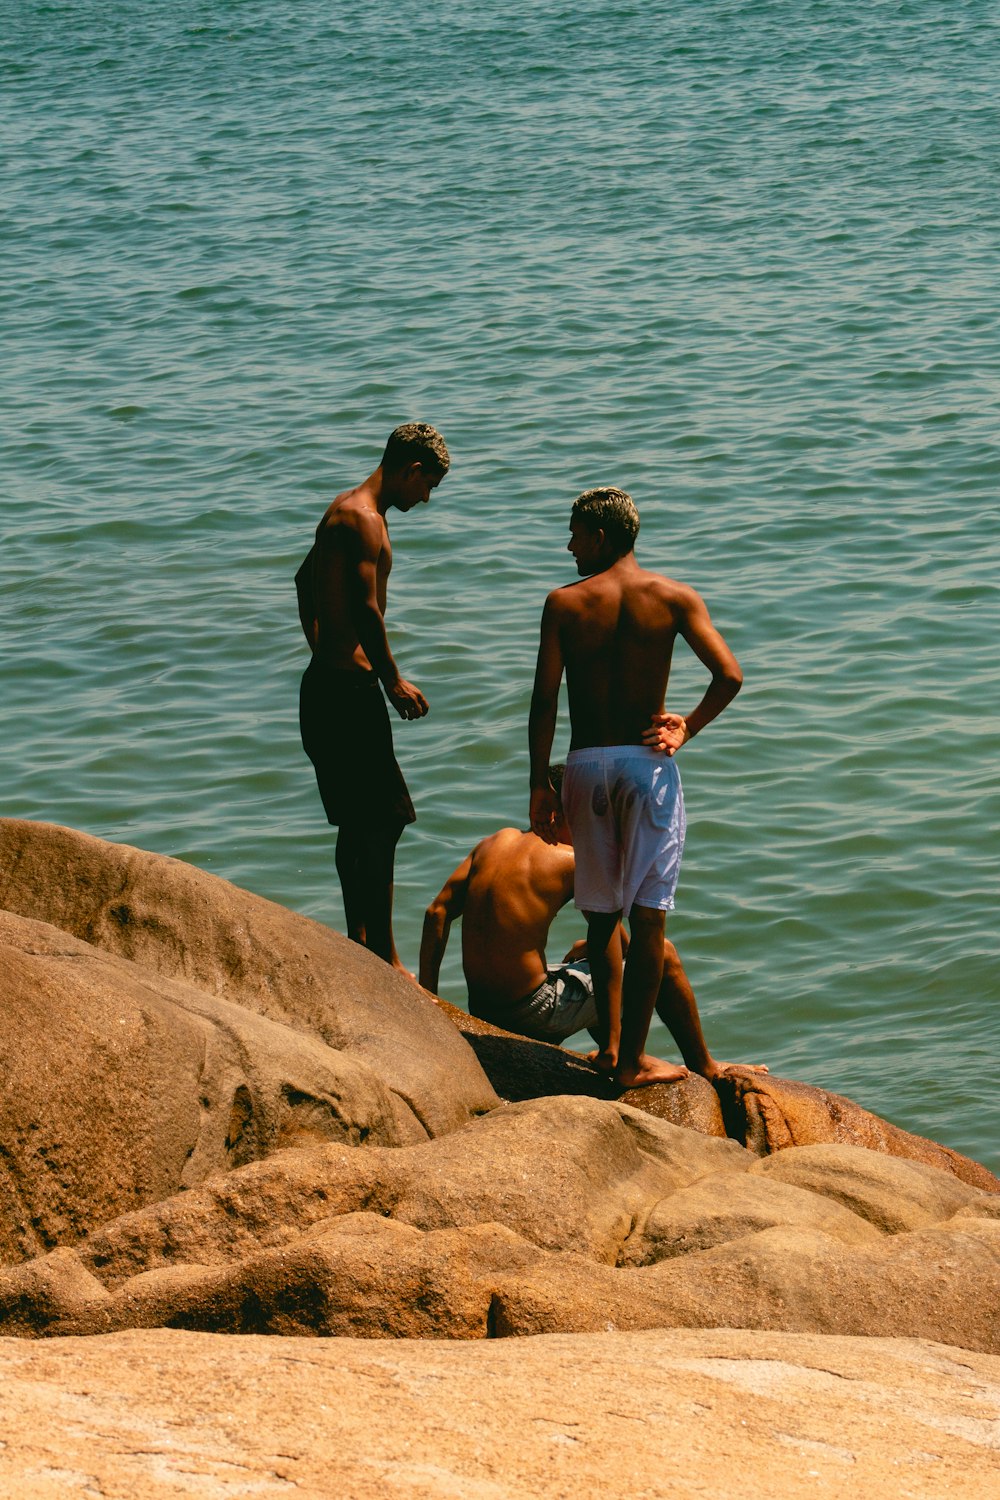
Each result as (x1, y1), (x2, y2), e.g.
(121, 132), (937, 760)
(529, 486), (748, 1088)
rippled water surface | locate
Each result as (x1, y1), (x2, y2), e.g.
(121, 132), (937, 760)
(4, 1), (998, 1167)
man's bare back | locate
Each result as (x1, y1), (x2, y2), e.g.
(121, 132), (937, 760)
(455, 828), (574, 1007)
(535, 515), (743, 758)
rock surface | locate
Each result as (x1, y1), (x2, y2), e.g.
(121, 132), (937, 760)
(2, 1095), (998, 1353)
(2, 816), (998, 1382)
(440, 1009), (1000, 1195)
(0, 909), (403, 1264)
(719, 1070), (1000, 1192)
(2, 1327), (998, 1499)
(2, 817), (994, 1197)
(751, 1141), (1000, 1232)
(0, 818), (498, 1146)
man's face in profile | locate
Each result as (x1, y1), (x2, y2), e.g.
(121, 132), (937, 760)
(567, 518), (603, 575)
(396, 463), (441, 511)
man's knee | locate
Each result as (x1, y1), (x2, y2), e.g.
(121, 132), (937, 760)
(584, 909), (622, 935)
(339, 821), (403, 853)
(629, 904), (666, 937)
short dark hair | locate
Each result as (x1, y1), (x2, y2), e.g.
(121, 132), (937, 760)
(548, 763), (566, 808)
(382, 423), (450, 478)
(571, 487), (639, 553)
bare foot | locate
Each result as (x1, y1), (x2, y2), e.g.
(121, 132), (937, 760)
(585, 1048), (618, 1077)
(700, 1060), (769, 1082)
(616, 1055), (689, 1088)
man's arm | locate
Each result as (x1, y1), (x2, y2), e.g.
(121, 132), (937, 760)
(643, 587), (742, 756)
(528, 594), (565, 842)
(294, 549), (319, 650)
(345, 513), (428, 721)
(418, 852), (473, 994)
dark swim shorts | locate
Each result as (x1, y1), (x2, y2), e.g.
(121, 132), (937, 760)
(299, 658), (416, 830)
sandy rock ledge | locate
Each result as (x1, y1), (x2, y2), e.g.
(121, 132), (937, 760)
(2, 1326), (999, 1500)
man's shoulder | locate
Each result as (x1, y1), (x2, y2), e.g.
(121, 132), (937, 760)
(473, 826), (526, 859)
(629, 559), (684, 588)
(632, 567), (700, 607)
(473, 825), (559, 866)
(545, 578), (591, 611)
(467, 828), (521, 887)
(317, 490), (385, 544)
(474, 827), (572, 884)
(320, 484), (374, 521)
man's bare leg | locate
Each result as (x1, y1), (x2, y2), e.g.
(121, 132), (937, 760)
(615, 906), (688, 1087)
(656, 939), (767, 1080)
(582, 910), (624, 1074)
(335, 827), (367, 946)
(335, 823), (409, 971)
(361, 828), (406, 971)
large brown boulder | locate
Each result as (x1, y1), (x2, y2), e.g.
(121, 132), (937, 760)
(36, 1095), (750, 1292)
(0, 819), (498, 1142)
(4, 818), (992, 1192)
(3, 1095), (998, 1353)
(2, 1327), (998, 1499)
(2, 817), (997, 1368)
(0, 909), (402, 1264)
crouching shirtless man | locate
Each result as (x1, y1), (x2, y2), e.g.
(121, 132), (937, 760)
(419, 767), (760, 1084)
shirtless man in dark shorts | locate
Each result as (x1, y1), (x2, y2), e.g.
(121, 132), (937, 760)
(529, 486), (750, 1087)
(419, 767), (756, 1084)
(295, 422), (450, 970)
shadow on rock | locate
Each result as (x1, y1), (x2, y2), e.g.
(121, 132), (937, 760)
(438, 1001), (728, 1138)
(437, 1004), (1000, 1194)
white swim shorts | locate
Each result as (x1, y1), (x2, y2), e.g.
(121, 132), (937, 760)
(563, 745), (686, 915)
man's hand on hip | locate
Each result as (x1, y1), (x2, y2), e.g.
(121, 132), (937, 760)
(643, 712), (689, 757)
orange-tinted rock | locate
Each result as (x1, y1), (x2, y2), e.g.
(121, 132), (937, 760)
(3, 1095), (999, 1354)
(749, 1142), (991, 1232)
(715, 1069), (1000, 1192)
(4, 1327), (999, 1499)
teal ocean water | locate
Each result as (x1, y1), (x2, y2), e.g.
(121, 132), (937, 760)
(4, 1), (998, 1168)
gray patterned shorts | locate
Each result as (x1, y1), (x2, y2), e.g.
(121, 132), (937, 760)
(474, 961), (599, 1043)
